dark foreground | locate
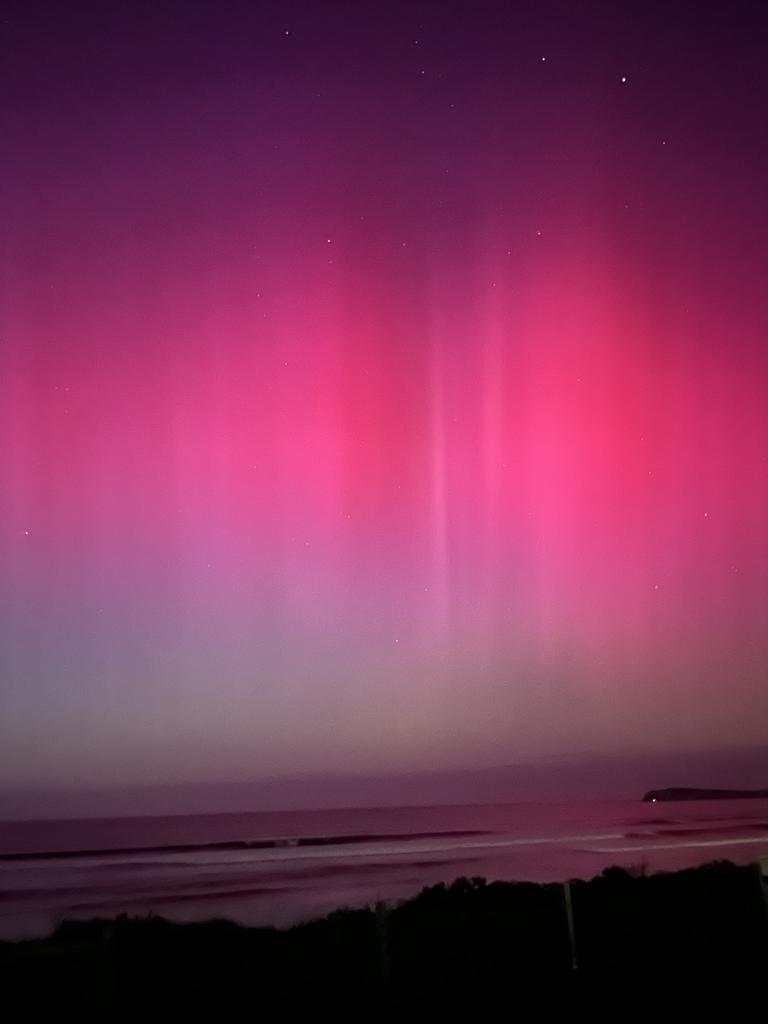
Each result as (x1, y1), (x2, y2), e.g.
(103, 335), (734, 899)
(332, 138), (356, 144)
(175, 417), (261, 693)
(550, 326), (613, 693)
(1, 861), (767, 1020)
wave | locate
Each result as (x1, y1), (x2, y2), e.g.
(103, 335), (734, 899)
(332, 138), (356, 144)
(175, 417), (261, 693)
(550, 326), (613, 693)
(0, 853), (468, 908)
(624, 821), (768, 840)
(9, 820), (764, 872)
(594, 835), (768, 854)
(61, 883), (302, 912)
(0, 828), (490, 864)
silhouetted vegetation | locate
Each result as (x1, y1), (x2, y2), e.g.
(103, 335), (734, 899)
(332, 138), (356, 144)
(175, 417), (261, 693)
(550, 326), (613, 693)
(1, 861), (766, 1019)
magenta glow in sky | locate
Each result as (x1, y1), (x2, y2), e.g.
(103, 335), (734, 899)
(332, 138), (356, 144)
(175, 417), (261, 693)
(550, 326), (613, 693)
(2, 1), (768, 790)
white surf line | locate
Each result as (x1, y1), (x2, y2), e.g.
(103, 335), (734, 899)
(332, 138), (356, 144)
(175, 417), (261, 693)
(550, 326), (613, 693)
(19, 833), (629, 870)
(593, 836), (768, 854)
(202, 833), (628, 865)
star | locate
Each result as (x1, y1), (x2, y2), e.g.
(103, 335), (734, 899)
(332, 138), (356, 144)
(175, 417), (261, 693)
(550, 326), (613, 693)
(620, 75), (627, 83)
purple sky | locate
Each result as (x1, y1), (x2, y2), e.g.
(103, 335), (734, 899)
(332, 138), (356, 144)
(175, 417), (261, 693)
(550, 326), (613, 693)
(2, 1), (768, 799)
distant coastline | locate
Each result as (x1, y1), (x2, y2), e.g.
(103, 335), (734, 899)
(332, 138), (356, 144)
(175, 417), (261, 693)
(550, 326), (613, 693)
(643, 787), (768, 803)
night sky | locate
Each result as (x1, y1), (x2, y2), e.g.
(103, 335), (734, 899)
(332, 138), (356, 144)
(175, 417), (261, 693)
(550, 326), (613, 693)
(3, 1), (768, 795)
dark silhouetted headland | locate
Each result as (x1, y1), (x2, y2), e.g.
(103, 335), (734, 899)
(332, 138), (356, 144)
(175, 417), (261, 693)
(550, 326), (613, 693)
(643, 787), (768, 802)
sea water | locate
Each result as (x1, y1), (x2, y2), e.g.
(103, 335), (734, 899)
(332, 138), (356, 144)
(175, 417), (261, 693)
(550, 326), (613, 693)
(2, 797), (767, 940)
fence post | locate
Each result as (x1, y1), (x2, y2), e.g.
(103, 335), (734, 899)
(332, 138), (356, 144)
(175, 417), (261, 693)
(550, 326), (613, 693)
(563, 881), (578, 971)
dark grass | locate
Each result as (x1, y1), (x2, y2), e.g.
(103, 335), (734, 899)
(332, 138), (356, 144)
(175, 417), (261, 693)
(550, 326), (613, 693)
(1, 860), (766, 1019)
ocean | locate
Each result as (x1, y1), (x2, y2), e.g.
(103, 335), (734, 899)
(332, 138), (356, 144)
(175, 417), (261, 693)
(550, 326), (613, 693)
(2, 797), (768, 941)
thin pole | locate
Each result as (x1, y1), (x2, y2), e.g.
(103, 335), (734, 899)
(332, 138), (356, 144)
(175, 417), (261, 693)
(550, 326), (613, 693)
(563, 881), (578, 971)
